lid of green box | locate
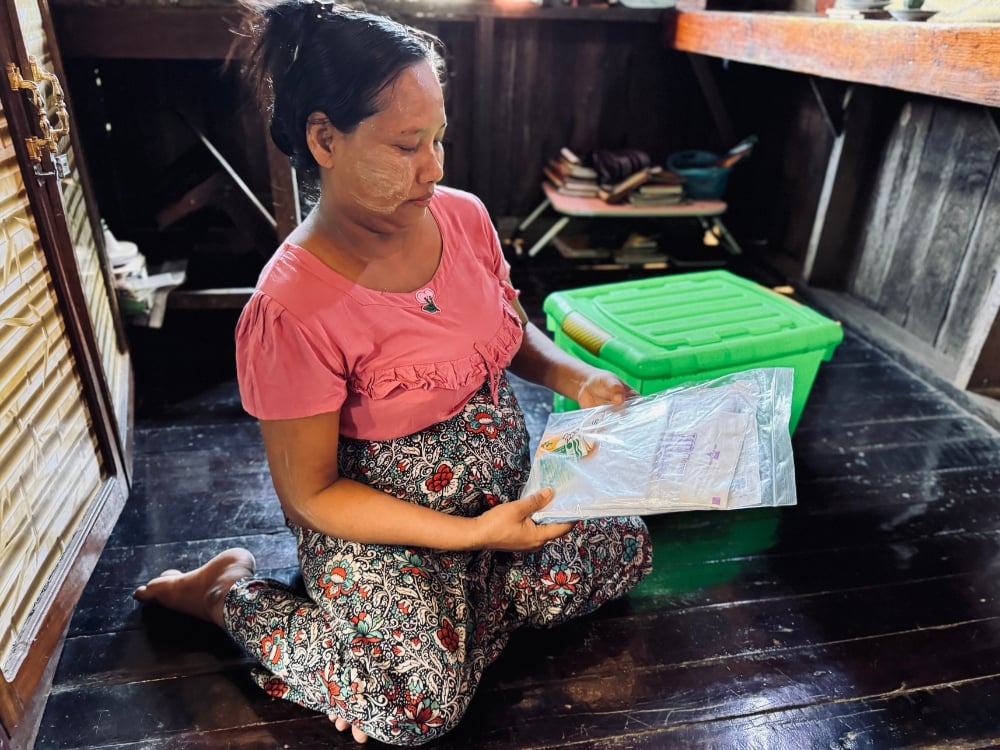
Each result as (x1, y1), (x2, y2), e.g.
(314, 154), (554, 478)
(543, 270), (843, 378)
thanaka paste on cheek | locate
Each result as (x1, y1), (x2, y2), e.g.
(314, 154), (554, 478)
(349, 145), (413, 214)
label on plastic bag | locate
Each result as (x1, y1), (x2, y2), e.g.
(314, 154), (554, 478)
(647, 411), (749, 508)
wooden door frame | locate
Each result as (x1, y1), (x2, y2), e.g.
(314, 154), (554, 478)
(35, 0), (136, 467)
(0, 1), (131, 745)
(37, 0), (131, 360)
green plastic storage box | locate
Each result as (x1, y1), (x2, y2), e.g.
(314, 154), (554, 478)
(544, 270), (843, 433)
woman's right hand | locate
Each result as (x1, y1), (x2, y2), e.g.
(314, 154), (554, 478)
(471, 488), (575, 551)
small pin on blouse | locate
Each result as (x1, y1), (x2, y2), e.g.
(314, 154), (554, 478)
(415, 288), (440, 314)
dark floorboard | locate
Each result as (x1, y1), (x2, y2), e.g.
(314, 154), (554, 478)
(34, 252), (1000, 749)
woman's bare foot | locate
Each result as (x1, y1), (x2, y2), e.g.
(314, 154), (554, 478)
(329, 713), (369, 744)
(133, 548), (255, 628)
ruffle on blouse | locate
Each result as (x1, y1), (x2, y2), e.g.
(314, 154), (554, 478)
(349, 295), (523, 405)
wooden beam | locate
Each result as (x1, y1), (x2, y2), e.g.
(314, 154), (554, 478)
(471, 15), (495, 210)
(51, 7), (245, 60)
(802, 86), (879, 288)
(265, 138), (299, 239)
(167, 287), (255, 309)
(664, 10), (1000, 109)
(51, 4), (664, 61)
(687, 54), (735, 147)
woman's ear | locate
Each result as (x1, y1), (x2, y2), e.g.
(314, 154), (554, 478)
(305, 114), (338, 169)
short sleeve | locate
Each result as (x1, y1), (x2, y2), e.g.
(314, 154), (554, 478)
(235, 292), (348, 420)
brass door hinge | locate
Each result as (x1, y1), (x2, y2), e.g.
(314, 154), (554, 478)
(7, 55), (71, 180)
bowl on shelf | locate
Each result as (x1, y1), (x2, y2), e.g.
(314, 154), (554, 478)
(666, 150), (731, 200)
(836, 0), (891, 9)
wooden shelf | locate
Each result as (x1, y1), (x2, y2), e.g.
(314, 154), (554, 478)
(664, 9), (1000, 108)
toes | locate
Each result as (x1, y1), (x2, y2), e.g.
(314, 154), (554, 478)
(327, 715), (367, 743)
(132, 569), (184, 601)
(331, 716), (350, 731)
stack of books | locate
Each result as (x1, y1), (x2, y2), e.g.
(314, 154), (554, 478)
(543, 148), (689, 207)
(628, 183), (684, 206)
(613, 232), (664, 265)
(627, 169), (685, 206)
(598, 166), (687, 205)
(544, 147), (600, 198)
(600, 168), (653, 204)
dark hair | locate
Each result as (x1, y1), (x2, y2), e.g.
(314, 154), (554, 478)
(238, 1), (446, 176)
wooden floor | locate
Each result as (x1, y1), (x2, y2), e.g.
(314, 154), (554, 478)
(33, 251), (1000, 749)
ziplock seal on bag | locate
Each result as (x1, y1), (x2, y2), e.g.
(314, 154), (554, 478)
(525, 368), (797, 522)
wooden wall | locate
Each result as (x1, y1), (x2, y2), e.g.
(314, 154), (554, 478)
(55, 6), (715, 284)
(476, 17), (710, 217)
(852, 99), (999, 378)
(707, 59), (1000, 394)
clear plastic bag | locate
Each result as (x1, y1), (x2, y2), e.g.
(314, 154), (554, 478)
(525, 368), (797, 522)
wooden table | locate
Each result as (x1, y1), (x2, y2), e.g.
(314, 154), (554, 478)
(518, 182), (737, 258)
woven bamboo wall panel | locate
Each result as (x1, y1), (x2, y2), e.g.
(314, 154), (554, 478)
(63, 168), (125, 409)
(15, 0), (44, 60)
(0, 98), (103, 677)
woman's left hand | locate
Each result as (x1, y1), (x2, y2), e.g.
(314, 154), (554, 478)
(575, 369), (637, 409)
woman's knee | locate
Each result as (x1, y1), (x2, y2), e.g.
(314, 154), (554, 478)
(365, 674), (473, 746)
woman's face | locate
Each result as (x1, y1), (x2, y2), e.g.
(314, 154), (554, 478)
(327, 61), (446, 220)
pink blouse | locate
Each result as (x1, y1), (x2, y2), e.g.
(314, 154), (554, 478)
(235, 186), (524, 441)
